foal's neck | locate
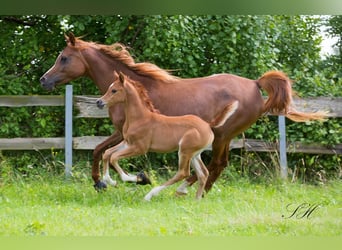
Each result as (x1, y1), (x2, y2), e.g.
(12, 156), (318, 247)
(123, 83), (153, 124)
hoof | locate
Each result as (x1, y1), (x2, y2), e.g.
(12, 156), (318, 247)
(136, 171), (152, 185)
(93, 181), (107, 192)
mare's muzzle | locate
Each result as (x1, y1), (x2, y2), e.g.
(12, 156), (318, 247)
(40, 76), (56, 91)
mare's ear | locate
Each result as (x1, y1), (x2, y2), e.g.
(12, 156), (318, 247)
(65, 32), (76, 46)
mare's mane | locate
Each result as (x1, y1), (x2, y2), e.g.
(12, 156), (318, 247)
(71, 37), (178, 83)
(125, 77), (160, 114)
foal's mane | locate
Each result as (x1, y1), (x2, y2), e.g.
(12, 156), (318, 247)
(72, 37), (178, 83)
(125, 77), (160, 114)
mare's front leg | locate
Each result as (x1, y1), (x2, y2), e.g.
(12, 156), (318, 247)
(93, 131), (123, 191)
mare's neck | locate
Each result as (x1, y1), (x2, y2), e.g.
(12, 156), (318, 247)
(82, 48), (158, 94)
(81, 49), (118, 94)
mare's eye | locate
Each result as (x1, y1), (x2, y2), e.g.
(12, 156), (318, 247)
(60, 56), (68, 63)
(112, 89), (117, 94)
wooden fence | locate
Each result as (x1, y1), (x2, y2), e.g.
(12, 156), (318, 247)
(1, 93), (341, 152)
(1, 87), (341, 175)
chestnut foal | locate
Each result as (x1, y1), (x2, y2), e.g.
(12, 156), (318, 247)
(96, 72), (215, 201)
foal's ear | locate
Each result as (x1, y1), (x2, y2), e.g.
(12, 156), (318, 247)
(113, 71), (119, 80)
(118, 72), (125, 84)
(65, 32), (76, 46)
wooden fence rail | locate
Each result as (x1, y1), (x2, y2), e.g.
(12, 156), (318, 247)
(1, 137), (341, 155)
(1, 95), (342, 117)
(74, 96), (342, 118)
(0, 94), (341, 154)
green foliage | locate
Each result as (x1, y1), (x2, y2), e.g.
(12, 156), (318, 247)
(0, 15), (341, 180)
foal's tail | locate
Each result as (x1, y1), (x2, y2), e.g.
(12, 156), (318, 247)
(256, 71), (328, 122)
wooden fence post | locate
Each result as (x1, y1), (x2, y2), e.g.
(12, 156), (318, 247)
(278, 115), (288, 179)
(65, 85), (73, 177)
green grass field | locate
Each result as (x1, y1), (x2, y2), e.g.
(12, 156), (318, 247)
(0, 173), (341, 236)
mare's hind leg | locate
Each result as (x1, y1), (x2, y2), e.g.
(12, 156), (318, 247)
(204, 141), (230, 192)
(144, 152), (192, 201)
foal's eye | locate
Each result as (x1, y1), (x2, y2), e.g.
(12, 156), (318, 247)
(111, 89), (117, 94)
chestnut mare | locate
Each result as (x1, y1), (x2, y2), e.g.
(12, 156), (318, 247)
(40, 33), (327, 193)
(96, 72), (223, 200)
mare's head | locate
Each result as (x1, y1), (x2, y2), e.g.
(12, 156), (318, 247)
(96, 71), (126, 109)
(40, 33), (88, 91)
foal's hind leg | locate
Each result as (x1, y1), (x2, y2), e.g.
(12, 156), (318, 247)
(191, 154), (209, 199)
(176, 154), (209, 197)
(144, 152), (192, 201)
(184, 139), (229, 193)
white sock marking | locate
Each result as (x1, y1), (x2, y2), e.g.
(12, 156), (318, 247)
(144, 186), (166, 201)
(103, 168), (117, 186)
(176, 181), (190, 195)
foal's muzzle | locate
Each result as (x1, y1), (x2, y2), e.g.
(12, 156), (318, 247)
(96, 99), (105, 109)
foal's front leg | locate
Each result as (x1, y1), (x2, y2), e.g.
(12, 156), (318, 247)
(108, 142), (145, 183)
(93, 131), (123, 191)
(102, 141), (128, 186)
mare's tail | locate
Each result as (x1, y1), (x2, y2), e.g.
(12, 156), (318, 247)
(256, 71), (328, 122)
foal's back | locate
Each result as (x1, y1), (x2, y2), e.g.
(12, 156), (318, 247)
(147, 113), (214, 153)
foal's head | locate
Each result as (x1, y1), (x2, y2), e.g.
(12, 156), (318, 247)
(97, 71), (160, 113)
(96, 71), (126, 109)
